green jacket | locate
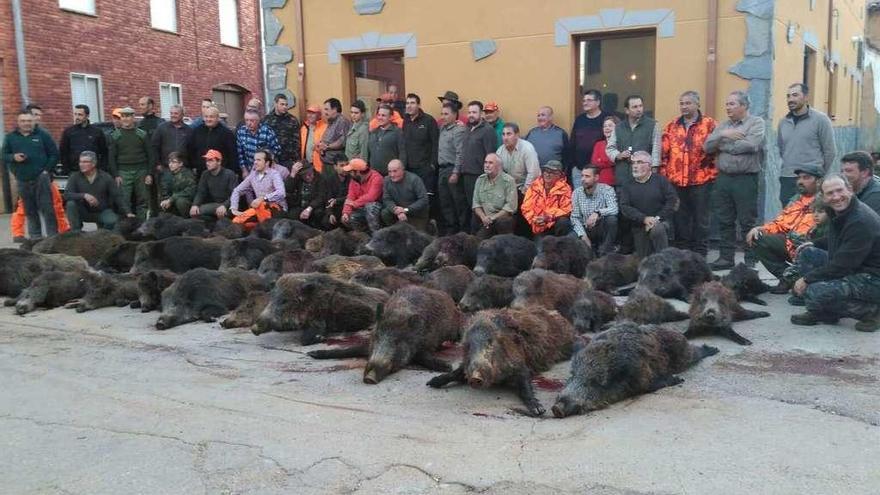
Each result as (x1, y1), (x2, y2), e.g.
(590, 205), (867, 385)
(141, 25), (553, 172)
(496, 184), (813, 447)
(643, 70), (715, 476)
(109, 127), (152, 176)
(160, 167), (197, 203)
(2, 127), (59, 181)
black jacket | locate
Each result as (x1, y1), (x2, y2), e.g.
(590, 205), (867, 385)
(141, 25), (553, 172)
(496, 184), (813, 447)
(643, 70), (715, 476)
(459, 120), (497, 175)
(284, 173), (327, 214)
(403, 111), (439, 172)
(152, 121), (193, 166)
(806, 198), (880, 283)
(59, 122), (108, 173)
(187, 124), (237, 175)
(857, 177), (880, 214)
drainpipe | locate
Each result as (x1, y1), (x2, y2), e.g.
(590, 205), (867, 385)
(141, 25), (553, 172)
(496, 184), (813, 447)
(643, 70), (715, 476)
(293, 0), (307, 122)
(0, 63), (10, 213)
(706, 0), (719, 115)
(826, 0), (835, 115)
(258, 0), (270, 112)
(11, 0), (29, 106)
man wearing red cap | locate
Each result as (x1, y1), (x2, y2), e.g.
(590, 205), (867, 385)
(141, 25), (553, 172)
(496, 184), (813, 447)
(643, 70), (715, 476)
(341, 158), (383, 232)
(190, 149), (239, 219)
(483, 102), (505, 146)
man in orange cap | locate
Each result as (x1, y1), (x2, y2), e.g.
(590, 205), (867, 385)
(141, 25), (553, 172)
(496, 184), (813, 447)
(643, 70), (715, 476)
(483, 101), (505, 146)
(340, 157), (383, 231)
(299, 104), (327, 173)
(369, 93), (403, 131)
(190, 149), (239, 219)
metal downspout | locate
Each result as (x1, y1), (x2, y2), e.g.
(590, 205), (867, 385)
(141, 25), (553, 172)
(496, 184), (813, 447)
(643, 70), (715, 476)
(706, 0), (719, 115)
(258, 0), (270, 112)
(11, 0), (29, 106)
(294, 0), (307, 122)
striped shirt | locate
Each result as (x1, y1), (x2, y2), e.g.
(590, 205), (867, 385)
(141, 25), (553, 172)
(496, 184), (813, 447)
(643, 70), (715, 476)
(570, 183), (618, 237)
(236, 124), (282, 172)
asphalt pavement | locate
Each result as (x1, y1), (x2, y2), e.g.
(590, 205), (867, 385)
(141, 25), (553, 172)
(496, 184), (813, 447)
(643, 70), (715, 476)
(0, 215), (878, 495)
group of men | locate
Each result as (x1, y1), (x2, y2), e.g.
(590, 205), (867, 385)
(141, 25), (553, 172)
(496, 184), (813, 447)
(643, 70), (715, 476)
(3, 82), (880, 331)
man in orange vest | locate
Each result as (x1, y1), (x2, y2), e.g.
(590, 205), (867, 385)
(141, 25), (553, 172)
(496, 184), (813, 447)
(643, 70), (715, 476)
(747, 164), (823, 293)
(520, 160), (573, 236)
(299, 105), (327, 173)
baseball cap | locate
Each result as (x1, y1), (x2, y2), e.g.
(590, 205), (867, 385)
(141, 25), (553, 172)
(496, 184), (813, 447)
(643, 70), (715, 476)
(794, 163), (825, 178)
(119, 107), (136, 115)
(484, 102), (499, 112)
(111, 108), (123, 119)
(202, 149), (223, 161)
(342, 158), (368, 172)
(376, 93), (394, 103)
(306, 105), (321, 114)
(541, 160), (564, 172)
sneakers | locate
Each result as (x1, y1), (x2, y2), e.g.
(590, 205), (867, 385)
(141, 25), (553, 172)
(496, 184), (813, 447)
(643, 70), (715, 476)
(709, 258), (735, 271)
(855, 314), (880, 333)
(769, 280), (792, 295)
(790, 312), (820, 326)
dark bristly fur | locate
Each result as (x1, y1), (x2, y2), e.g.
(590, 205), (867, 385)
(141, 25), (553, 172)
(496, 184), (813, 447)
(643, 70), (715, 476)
(685, 281), (770, 346)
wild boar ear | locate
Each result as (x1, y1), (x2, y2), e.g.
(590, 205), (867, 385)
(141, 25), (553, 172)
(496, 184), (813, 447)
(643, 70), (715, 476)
(375, 303), (385, 322)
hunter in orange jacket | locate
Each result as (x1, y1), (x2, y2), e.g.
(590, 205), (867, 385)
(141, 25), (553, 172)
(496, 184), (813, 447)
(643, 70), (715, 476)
(760, 193), (816, 258)
(660, 112), (717, 187)
(521, 161), (572, 235)
(300, 107), (327, 173)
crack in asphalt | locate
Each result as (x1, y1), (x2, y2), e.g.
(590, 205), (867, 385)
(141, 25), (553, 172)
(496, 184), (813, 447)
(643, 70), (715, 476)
(0, 413), (294, 488)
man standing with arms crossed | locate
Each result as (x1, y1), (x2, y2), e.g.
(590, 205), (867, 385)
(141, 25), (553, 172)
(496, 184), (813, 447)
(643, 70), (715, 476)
(704, 91), (766, 270)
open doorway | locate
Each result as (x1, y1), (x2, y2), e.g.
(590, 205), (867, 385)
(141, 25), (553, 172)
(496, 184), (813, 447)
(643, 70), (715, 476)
(574, 30), (656, 119)
(347, 51), (405, 118)
(212, 84), (248, 127)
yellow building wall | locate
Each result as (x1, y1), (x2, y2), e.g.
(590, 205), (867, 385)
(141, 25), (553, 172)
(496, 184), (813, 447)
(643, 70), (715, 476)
(772, 0), (865, 125)
(274, 0), (754, 130)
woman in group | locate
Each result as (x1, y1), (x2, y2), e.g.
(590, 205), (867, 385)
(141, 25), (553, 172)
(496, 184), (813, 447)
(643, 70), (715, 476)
(589, 115), (619, 186)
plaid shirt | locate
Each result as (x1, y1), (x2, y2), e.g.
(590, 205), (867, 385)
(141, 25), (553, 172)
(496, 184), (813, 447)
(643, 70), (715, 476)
(570, 183), (618, 237)
(236, 124), (281, 172)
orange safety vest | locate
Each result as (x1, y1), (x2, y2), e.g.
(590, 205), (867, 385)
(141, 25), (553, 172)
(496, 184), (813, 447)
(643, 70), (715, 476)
(300, 120), (328, 173)
(368, 111), (404, 131)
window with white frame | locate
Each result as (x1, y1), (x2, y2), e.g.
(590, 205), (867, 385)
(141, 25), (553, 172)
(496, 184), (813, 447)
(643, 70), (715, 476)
(218, 0), (240, 47)
(159, 83), (182, 119)
(150, 0), (178, 32)
(70, 73), (103, 123)
(59, 0), (95, 15)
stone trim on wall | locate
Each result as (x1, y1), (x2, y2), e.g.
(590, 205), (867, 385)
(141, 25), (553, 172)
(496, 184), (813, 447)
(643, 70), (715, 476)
(262, 0), (294, 106)
(553, 8), (675, 46)
(327, 32), (417, 64)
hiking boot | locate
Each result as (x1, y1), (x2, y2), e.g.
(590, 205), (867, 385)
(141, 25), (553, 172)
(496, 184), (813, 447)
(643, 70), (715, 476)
(12, 236), (26, 244)
(855, 313), (880, 333)
(769, 280), (792, 295)
(787, 295), (805, 306)
(790, 312), (820, 326)
(709, 258), (735, 271)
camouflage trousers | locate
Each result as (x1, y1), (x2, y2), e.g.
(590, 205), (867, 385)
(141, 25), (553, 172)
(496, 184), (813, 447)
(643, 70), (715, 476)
(787, 247), (880, 319)
(802, 268), (880, 321)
